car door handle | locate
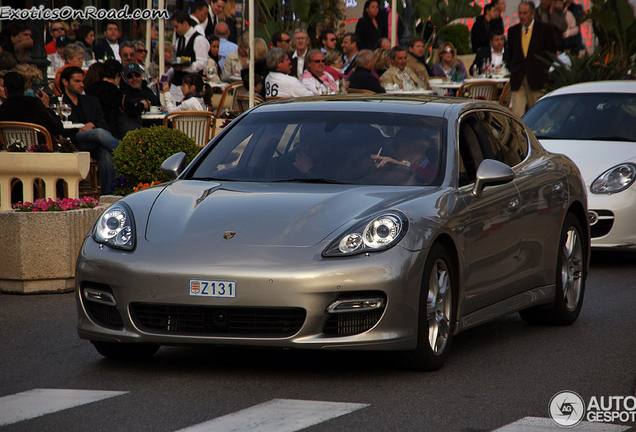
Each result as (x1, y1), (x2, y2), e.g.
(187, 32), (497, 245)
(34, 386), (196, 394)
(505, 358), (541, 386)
(553, 181), (565, 195)
(509, 197), (520, 212)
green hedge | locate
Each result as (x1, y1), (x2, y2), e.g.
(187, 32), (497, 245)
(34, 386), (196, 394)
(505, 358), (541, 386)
(113, 126), (201, 195)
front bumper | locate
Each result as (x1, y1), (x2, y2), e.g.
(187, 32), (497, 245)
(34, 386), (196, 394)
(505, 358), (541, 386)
(588, 187), (636, 249)
(76, 237), (427, 351)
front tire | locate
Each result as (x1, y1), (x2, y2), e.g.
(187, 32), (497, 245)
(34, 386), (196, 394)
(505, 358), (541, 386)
(519, 213), (587, 325)
(403, 244), (457, 371)
(92, 341), (160, 360)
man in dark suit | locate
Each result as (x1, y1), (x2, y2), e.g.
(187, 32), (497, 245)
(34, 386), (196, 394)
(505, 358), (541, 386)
(58, 66), (120, 194)
(0, 72), (63, 140)
(471, 29), (510, 73)
(508, 1), (556, 116)
(348, 50), (386, 93)
(93, 21), (123, 62)
(203, 0), (238, 42)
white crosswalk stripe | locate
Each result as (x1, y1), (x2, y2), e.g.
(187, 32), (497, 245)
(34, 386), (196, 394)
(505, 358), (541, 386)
(0, 388), (128, 427)
(175, 398), (370, 432)
(493, 416), (631, 431)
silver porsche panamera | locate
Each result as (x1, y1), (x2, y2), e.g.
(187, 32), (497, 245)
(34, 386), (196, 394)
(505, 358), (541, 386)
(76, 96), (590, 370)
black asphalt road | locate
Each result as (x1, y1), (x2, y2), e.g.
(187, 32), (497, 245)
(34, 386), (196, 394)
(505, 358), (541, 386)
(1, 251), (635, 431)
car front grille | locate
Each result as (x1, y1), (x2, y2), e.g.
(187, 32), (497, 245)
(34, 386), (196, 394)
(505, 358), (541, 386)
(81, 285), (124, 329)
(589, 209), (614, 238)
(130, 303), (306, 338)
(323, 291), (387, 336)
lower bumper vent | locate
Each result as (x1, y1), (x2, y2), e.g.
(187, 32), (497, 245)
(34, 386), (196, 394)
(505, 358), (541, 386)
(130, 303), (306, 338)
(323, 291), (387, 336)
(81, 285), (124, 329)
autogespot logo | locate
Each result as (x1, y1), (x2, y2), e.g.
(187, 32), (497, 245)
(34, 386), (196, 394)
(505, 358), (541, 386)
(549, 391), (586, 428)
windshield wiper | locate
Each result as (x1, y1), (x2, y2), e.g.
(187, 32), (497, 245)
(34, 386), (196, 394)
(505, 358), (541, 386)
(271, 178), (345, 184)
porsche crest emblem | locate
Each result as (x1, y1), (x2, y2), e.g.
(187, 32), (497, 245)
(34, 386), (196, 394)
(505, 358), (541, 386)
(223, 231), (236, 240)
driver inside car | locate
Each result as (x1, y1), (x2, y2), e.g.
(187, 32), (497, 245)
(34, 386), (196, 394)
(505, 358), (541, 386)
(370, 127), (440, 184)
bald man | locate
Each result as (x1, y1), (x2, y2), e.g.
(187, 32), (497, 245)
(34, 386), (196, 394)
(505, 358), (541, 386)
(215, 21), (237, 70)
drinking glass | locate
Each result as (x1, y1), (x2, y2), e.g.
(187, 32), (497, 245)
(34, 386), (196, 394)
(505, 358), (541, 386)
(60, 103), (72, 124)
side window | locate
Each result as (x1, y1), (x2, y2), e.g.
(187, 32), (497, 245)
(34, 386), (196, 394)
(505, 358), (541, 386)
(479, 112), (528, 168)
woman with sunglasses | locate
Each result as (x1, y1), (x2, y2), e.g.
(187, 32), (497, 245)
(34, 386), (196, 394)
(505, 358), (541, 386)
(431, 42), (468, 81)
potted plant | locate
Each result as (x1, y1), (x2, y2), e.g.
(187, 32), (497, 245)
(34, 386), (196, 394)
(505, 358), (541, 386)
(0, 197), (104, 294)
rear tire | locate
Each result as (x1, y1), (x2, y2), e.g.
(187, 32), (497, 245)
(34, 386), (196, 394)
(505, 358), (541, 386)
(519, 213), (587, 325)
(403, 244), (457, 371)
(92, 341), (160, 360)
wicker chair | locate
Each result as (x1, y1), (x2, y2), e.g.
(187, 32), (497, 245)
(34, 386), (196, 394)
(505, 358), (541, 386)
(0, 121), (54, 151)
(163, 111), (216, 148)
(456, 81), (500, 101)
(236, 94), (265, 113)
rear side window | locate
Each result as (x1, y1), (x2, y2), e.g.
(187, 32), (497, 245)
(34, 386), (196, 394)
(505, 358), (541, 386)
(478, 111), (528, 168)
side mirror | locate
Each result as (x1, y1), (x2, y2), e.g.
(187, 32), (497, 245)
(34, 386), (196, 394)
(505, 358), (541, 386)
(160, 152), (187, 179)
(472, 159), (515, 198)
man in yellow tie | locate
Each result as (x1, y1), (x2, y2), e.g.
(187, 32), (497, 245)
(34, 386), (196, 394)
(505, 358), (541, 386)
(507, 1), (556, 117)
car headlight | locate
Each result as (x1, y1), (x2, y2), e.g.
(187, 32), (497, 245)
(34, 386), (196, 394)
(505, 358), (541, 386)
(93, 202), (136, 250)
(323, 212), (407, 257)
(590, 163), (636, 194)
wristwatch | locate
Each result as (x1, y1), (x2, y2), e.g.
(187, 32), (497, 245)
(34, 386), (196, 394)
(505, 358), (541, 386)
(402, 160), (411, 167)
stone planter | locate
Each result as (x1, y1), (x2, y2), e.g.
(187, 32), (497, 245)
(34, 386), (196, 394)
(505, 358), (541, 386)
(0, 206), (105, 294)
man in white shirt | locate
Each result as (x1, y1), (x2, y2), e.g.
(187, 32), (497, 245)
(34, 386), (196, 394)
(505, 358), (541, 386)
(291, 29), (309, 79)
(215, 22), (237, 70)
(190, 1), (210, 36)
(169, 11), (210, 100)
(265, 48), (313, 98)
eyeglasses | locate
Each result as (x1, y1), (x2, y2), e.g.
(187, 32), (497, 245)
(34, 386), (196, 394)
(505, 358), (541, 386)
(137, 49), (148, 53)
(328, 38), (336, 42)
(311, 59), (325, 63)
(127, 73), (142, 78)
(281, 38), (291, 43)
(51, 27), (64, 32)
(441, 49), (453, 54)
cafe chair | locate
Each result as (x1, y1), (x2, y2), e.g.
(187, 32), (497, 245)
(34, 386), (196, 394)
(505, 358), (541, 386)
(215, 82), (245, 119)
(456, 81), (500, 101)
(164, 111), (216, 148)
(498, 81), (512, 109)
(0, 121), (54, 151)
(236, 94), (265, 113)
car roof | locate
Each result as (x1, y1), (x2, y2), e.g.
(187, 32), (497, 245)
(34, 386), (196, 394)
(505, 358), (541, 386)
(253, 94), (502, 117)
(544, 80), (636, 98)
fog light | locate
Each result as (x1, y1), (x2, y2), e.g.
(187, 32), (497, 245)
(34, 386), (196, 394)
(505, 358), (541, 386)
(326, 298), (385, 314)
(83, 288), (116, 306)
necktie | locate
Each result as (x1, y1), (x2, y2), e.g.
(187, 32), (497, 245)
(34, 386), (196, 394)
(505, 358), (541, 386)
(524, 27), (529, 34)
(177, 36), (184, 53)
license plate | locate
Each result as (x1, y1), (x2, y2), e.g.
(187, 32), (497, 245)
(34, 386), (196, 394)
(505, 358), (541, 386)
(189, 279), (236, 298)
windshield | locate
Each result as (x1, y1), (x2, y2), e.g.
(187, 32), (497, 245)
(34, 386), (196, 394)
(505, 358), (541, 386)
(523, 93), (636, 142)
(187, 111), (446, 186)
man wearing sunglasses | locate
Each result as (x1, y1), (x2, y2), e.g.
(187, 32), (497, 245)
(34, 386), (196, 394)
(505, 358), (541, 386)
(272, 31), (292, 51)
(45, 21), (66, 55)
(320, 29), (337, 54)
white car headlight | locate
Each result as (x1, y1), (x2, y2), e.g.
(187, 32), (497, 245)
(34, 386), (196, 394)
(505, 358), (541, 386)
(590, 163), (636, 194)
(324, 212), (407, 257)
(94, 203), (136, 250)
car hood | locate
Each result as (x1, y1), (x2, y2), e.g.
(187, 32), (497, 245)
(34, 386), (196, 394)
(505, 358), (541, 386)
(145, 181), (433, 246)
(539, 139), (636, 184)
